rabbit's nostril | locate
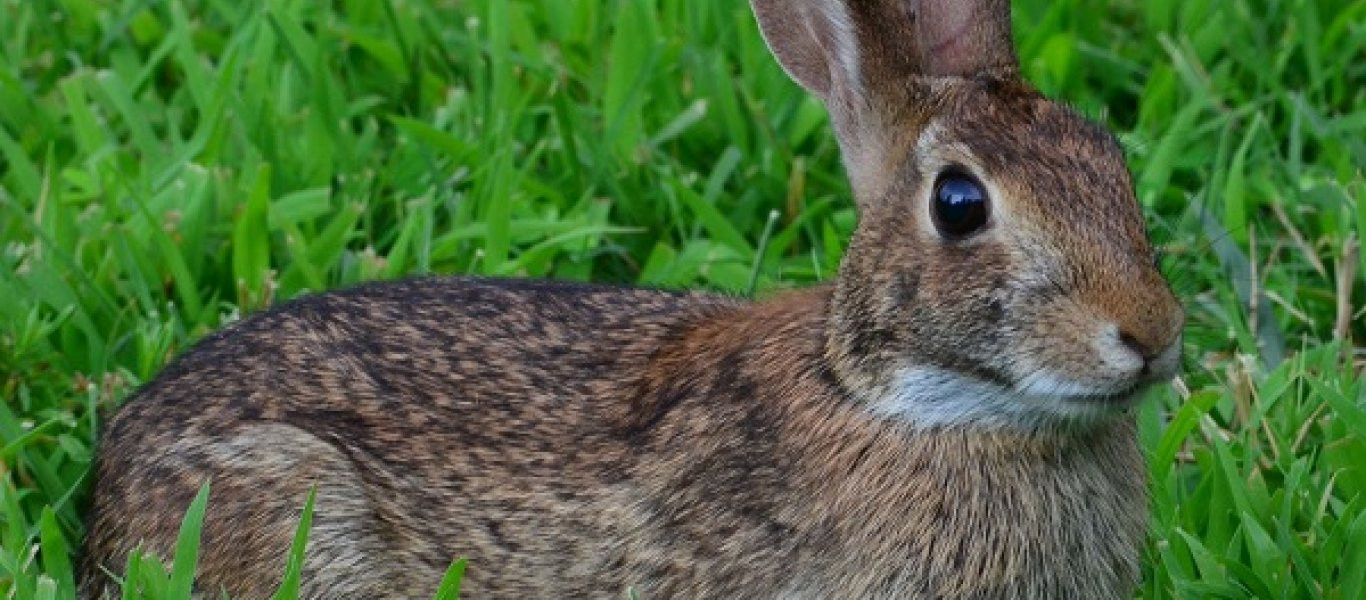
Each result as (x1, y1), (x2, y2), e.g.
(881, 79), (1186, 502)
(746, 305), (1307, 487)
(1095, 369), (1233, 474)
(1117, 329), (1150, 360)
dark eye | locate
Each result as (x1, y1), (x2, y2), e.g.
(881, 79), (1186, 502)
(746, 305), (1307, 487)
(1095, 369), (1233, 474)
(931, 170), (990, 238)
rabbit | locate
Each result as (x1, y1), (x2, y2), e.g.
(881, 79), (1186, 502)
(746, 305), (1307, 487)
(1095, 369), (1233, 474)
(80, 0), (1185, 598)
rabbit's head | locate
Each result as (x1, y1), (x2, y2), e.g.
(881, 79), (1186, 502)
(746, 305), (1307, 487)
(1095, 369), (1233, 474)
(753, 0), (1183, 430)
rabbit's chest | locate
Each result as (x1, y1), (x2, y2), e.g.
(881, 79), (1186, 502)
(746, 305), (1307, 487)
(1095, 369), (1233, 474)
(794, 421), (1148, 598)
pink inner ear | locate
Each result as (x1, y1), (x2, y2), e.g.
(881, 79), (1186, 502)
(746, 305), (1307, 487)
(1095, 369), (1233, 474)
(917, 2), (977, 76)
(914, 0), (1014, 77)
(920, 6), (974, 74)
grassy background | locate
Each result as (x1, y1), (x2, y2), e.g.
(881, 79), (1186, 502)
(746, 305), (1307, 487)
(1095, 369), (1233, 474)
(0, 0), (1362, 597)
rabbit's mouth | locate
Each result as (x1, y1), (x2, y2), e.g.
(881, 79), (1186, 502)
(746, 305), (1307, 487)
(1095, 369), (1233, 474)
(1011, 368), (1151, 403)
(1061, 386), (1143, 406)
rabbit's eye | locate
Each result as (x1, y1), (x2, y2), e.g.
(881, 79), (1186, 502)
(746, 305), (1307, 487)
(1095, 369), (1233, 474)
(932, 170), (989, 238)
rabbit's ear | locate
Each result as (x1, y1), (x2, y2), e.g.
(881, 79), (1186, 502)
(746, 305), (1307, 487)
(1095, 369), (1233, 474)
(751, 0), (1017, 99)
(750, 0), (858, 99)
(912, 0), (1017, 77)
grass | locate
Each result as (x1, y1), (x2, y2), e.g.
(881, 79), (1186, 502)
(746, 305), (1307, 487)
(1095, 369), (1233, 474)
(0, 0), (1361, 597)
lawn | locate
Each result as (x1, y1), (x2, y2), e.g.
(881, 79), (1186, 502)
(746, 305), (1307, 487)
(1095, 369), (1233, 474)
(1, 0), (1363, 597)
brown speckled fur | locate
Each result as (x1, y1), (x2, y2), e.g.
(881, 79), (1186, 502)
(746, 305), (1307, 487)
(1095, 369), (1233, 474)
(82, 1), (1181, 598)
(83, 283), (1147, 598)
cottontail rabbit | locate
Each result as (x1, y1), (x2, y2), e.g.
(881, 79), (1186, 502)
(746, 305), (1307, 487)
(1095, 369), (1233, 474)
(81, 0), (1184, 597)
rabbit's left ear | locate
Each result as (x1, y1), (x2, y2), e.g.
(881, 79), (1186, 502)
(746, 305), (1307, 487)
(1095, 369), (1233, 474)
(749, 0), (856, 100)
(751, 0), (1022, 201)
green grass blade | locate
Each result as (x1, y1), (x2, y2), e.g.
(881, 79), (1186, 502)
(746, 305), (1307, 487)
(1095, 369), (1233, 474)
(430, 558), (467, 600)
(233, 164), (273, 308)
(167, 482), (212, 598)
(1, 475), (36, 600)
(272, 485), (318, 600)
(38, 508), (75, 598)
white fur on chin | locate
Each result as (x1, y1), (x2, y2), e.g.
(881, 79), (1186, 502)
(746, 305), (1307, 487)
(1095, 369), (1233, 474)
(868, 364), (1136, 430)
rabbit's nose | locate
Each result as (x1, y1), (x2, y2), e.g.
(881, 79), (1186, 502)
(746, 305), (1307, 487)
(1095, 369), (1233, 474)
(1093, 263), (1185, 373)
(1116, 325), (1181, 380)
(1117, 329), (1153, 361)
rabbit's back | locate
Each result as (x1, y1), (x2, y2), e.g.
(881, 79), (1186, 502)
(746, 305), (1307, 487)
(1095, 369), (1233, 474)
(81, 277), (745, 597)
(107, 277), (729, 428)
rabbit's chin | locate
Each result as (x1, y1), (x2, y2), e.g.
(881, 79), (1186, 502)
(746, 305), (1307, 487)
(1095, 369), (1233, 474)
(865, 364), (1151, 432)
